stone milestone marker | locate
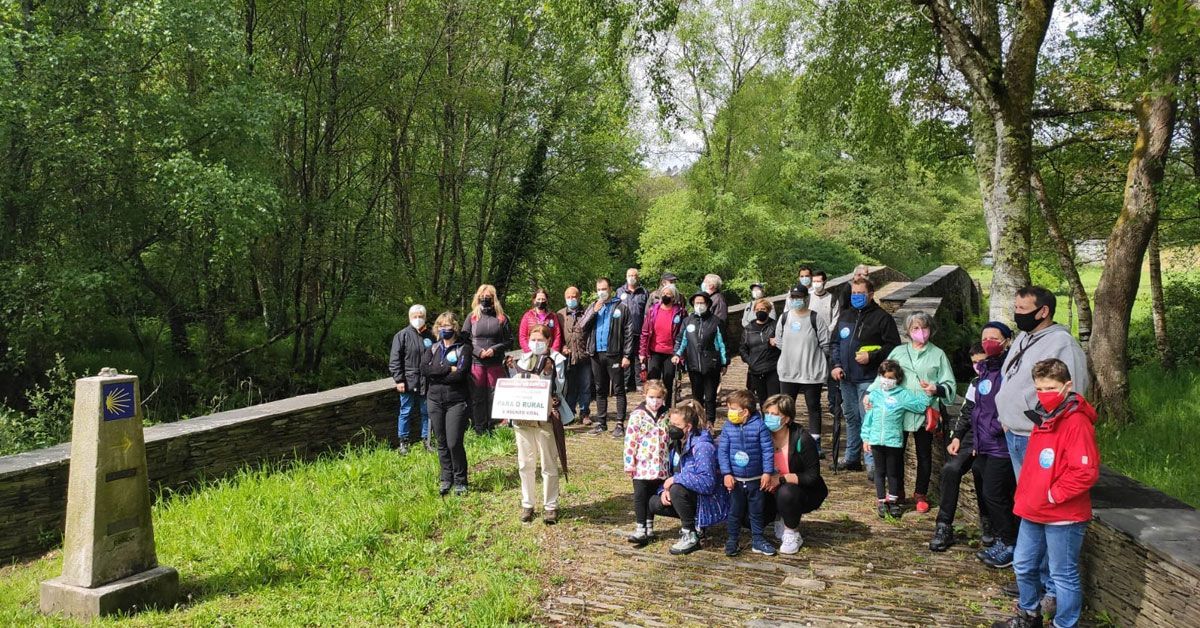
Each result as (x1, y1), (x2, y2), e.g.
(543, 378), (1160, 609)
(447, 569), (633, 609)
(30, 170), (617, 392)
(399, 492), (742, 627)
(40, 368), (178, 619)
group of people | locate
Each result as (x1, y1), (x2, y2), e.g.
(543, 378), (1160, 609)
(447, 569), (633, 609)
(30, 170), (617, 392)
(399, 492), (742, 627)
(388, 264), (1101, 628)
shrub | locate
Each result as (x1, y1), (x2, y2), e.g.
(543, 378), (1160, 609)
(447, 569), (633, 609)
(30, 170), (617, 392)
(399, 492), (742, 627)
(1128, 275), (1200, 368)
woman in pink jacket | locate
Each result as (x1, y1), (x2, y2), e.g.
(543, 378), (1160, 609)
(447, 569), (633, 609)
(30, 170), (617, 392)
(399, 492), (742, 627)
(518, 288), (564, 353)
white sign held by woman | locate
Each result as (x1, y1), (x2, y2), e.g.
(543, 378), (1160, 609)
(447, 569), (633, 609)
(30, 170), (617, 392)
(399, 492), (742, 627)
(491, 378), (551, 422)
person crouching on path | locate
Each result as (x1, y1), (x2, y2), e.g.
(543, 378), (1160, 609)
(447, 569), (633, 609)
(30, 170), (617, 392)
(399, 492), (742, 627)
(719, 389), (777, 557)
(761, 393), (828, 554)
(647, 400), (730, 555)
(624, 379), (670, 546)
(862, 360), (932, 519)
(505, 324), (570, 525)
(993, 358), (1099, 628)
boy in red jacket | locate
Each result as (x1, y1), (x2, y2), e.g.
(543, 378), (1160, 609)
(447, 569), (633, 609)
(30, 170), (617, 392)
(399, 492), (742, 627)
(993, 359), (1099, 628)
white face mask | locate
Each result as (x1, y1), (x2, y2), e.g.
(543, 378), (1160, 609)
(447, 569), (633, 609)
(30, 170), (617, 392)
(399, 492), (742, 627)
(627, 276), (637, 287)
(751, 289), (764, 299)
(645, 396), (664, 412)
(694, 303), (708, 315)
(879, 377), (898, 391)
(410, 318), (425, 329)
(597, 289), (609, 301)
(530, 340), (548, 355)
(812, 281), (824, 293)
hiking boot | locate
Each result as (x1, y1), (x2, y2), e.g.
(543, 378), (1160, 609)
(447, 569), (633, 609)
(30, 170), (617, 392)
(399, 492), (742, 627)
(724, 538), (740, 557)
(438, 481), (452, 496)
(588, 422), (607, 435)
(628, 523), (651, 546)
(878, 502), (889, 519)
(751, 538), (777, 556)
(611, 423), (625, 439)
(929, 522), (955, 552)
(838, 458), (863, 471)
(991, 609), (1043, 628)
(1002, 582), (1020, 598)
(543, 509), (558, 525)
(779, 527), (803, 555)
(452, 484), (468, 497)
(980, 515), (996, 547)
(982, 542), (1014, 569)
(520, 507), (535, 523)
(670, 529), (700, 555)
(914, 493), (930, 513)
(887, 502), (904, 519)
(397, 441), (411, 454)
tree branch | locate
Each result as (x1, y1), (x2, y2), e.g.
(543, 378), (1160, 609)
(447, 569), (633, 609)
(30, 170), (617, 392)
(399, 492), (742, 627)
(913, 0), (1001, 111)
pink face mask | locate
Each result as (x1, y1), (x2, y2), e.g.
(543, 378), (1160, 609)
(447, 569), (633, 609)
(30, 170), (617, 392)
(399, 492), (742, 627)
(645, 397), (664, 412)
(910, 328), (930, 344)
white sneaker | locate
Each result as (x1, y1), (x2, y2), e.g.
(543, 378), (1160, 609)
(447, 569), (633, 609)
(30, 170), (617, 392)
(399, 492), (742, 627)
(773, 518), (785, 540)
(779, 527), (803, 554)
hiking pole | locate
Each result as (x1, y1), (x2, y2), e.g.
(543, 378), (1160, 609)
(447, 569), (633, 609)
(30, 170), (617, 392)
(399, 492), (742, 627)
(830, 393), (842, 475)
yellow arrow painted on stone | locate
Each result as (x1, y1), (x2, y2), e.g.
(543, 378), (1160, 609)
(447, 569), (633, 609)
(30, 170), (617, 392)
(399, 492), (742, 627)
(109, 434), (133, 454)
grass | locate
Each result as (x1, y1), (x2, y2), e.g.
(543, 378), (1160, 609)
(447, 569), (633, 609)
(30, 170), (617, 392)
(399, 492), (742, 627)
(0, 431), (540, 626)
(1097, 365), (1200, 508)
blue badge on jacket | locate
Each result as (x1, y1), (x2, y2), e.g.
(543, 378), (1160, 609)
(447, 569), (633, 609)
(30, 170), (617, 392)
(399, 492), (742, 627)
(447, 350), (458, 364)
(673, 315), (681, 324)
(613, 309), (622, 318)
(791, 322), (801, 331)
(548, 319), (555, 328)
(686, 324), (696, 333)
(733, 451), (750, 468)
(977, 379), (993, 396)
(840, 327), (850, 339)
(1038, 448), (1055, 469)
(423, 338), (433, 348)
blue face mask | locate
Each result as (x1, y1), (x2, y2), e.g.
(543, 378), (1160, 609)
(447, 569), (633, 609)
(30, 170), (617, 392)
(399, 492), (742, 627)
(439, 328), (455, 340)
(566, 298), (579, 309)
(851, 293), (869, 309)
(764, 413), (784, 432)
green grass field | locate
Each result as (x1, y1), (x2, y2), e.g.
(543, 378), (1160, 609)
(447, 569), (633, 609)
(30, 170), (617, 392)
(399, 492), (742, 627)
(0, 432), (540, 626)
(970, 259), (1200, 508)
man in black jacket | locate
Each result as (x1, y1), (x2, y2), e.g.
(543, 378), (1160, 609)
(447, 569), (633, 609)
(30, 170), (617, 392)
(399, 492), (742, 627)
(579, 277), (636, 438)
(830, 277), (901, 475)
(389, 304), (437, 453)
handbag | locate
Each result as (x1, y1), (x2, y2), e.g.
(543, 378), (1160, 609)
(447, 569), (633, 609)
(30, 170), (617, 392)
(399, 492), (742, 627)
(924, 403), (943, 435)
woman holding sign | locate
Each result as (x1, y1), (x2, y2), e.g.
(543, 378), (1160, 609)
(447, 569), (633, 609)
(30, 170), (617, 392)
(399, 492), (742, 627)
(505, 325), (570, 524)
(421, 312), (474, 496)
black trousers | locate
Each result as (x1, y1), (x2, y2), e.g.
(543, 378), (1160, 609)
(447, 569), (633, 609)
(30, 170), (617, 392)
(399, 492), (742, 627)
(762, 483), (824, 529)
(978, 454), (1018, 545)
(647, 482), (699, 530)
(646, 352), (678, 406)
(632, 479), (664, 524)
(746, 370), (780, 408)
(935, 448), (986, 527)
(781, 382), (823, 439)
(591, 354), (627, 426)
(903, 425), (935, 496)
(429, 398), (469, 486)
(873, 445), (904, 500)
(688, 370), (721, 426)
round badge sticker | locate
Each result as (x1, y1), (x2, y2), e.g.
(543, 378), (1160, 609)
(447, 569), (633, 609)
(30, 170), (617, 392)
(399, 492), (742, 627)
(1038, 448), (1055, 469)
(423, 338), (433, 348)
(612, 309), (622, 319)
(733, 451), (750, 468)
(447, 351), (459, 365)
(672, 451), (681, 466)
(687, 324), (697, 333)
(977, 379), (993, 396)
(548, 319), (555, 328)
(620, 293), (628, 301)
(839, 327), (851, 339)
(673, 315), (681, 324)
(791, 322), (802, 332)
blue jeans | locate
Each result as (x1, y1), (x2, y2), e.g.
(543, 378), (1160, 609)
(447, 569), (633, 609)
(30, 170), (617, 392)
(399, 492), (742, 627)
(398, 393), (429, 442)
(566, 360), (593, 417)
(1015, 519), (1086, 627)
(727, 479), (768, 541)
(840, 380), (874, 468)
(1007, 430), (1055, 598)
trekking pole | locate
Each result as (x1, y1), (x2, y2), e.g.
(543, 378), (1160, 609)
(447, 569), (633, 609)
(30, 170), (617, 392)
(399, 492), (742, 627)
(830, 403), (842, 474)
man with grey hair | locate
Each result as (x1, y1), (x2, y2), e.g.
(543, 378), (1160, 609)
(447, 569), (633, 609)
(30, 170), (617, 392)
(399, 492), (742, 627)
(702, 273), (729, 325)
(389, 304), (436, 453)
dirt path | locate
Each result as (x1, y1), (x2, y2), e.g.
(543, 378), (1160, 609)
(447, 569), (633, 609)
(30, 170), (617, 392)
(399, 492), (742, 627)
(528, 363), (1016, 627)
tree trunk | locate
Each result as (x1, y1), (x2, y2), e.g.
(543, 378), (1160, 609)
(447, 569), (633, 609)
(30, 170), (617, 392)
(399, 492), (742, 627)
(1091, 69), (1179, 425)
(1031, 168), (1093, 346)
(985, 118), (1034, 321)
(1149, 226), (1174, 370)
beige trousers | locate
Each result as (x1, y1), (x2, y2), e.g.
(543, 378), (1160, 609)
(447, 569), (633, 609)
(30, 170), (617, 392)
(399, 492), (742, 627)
(514, 421), (560, 510)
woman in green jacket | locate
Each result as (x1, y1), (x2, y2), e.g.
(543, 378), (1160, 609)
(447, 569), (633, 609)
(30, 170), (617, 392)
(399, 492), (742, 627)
(882, 311), (956, 514)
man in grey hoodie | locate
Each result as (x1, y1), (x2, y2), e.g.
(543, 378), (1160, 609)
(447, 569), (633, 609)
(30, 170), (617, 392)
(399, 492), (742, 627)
(992, 285), (1089, 600)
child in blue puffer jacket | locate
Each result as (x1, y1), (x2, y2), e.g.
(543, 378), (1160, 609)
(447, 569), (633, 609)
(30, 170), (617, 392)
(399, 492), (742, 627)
(718, 389), (776, 556)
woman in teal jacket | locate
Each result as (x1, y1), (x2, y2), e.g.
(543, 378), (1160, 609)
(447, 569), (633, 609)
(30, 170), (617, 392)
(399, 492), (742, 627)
(881, 311), (955, 513)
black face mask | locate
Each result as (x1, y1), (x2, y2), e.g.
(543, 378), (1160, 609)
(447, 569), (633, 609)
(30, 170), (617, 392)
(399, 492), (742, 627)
(535, 301), (547, 310)
(661, 296), (673, 305)
(667, 426), (686, 441)
(755, 310), (769, 322)
(1015, 309), (1041, 333)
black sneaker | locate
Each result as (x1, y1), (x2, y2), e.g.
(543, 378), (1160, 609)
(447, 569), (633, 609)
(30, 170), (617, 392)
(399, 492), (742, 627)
(887, 502), (903, 519)
(929, 522), (954, 552)
(877, 503), (888, 519)
(397, 441), (411, 454)
(990, 609), (1042, 628)
(452, 484), (468, 496)
(838, 458), (863, 472)
(589, 423), (607, 435)
(1002, 582), (1020, 598)
(980, 515), (996, 547)
(611, 423), (624, 439)
(439, 481), (452, 496)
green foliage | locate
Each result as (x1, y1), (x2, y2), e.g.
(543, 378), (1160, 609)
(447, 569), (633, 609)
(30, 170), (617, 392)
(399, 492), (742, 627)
(0, 355), (78, 456)
(0, 433), (543, 625)
(1128, 275), (1200, 368)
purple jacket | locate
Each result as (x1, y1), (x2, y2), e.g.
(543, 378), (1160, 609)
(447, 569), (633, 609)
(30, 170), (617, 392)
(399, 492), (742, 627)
(660, 430), (731, 528)
(969, 353), (1008, 458)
